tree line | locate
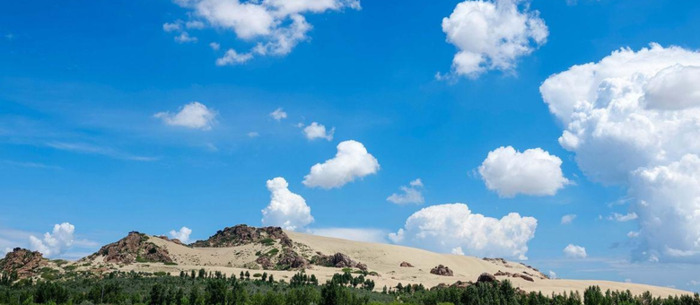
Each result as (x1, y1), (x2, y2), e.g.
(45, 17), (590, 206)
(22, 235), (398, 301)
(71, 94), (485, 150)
(0, 269), (698, 305)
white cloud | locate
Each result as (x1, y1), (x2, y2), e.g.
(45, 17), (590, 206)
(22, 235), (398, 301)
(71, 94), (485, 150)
(309, 228), (387, 243)
(409, 178), (423, 187)
(169, 227), (193, 243)
(186, 20), (205, 29)
(608, 212), (638, 222)
(247, 131), (260, 138)
(175, 32), (198, 43)
(46, 142), (157, 162)
(563, 244), (587, 259)
(29, 223), (75, 257)
(387, 178), (425, 205)
(643, 65), (700, 110)
(163, 22), (182, 32)
(440, 0), (547, 78)
(209, 42), (220, 50)
(540, 44), (700, 184)
(262, 177), (314, 231)
(548, 270), (557, 279)
(270, 108), (287, 121)
(303, 140), (379, 189)
(628, 231), (640, 238)
(479, 146), (569, 197)
(170, 0), (360, 64)
(303, 122), (334, 141)
(540, 44), (700, 263)
(629, 155), (700, 262)
(154, 102), (217, 130)
(561, 214), (577, 225)
(451, 247), (465, 255)
(216, 49), (254, 65)
(389, 203), (537, 260)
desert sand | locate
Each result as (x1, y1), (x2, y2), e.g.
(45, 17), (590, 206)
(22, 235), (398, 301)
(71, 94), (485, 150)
(82, 230), (694, 298)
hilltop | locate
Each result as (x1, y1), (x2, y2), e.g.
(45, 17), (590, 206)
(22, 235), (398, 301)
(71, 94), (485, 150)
(1, 224), (692, 298)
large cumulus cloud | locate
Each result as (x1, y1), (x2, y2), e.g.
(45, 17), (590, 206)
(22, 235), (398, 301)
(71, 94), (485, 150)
(479, 146), (569, 197)
(262, 177), (314, 231)
(29, 223), (75, 257)
(441, 0), (547, 78)
(540, 44), (700, 262)
(303, 140), (379, 189)
(389, 203), (537, 260)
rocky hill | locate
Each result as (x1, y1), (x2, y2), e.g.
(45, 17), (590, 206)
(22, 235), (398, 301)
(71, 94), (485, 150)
(8, 224), (689, 298)
(85, 231), (173, 264)
(0, 248), (48, 279)
(190, 224), (293, 248)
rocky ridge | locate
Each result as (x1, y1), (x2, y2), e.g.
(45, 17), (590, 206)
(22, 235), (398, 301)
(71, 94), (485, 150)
(191, 225), (293, 248)
(86, 231), (174, 264)
(0, 248), (48, 279)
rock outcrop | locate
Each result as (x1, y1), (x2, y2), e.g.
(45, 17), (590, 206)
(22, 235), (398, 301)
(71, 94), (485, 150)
(494, 270), (535, 282)
(400, 261), (414, 267)
(430, 264), (454, 276)
(477, 273), (497, 283)
(0, 248), (48, 279)
(191, 225), (293, 248)
(88, 232), (173, 264)
(277, 249), (308, 270)
(311, 252), (367, 270)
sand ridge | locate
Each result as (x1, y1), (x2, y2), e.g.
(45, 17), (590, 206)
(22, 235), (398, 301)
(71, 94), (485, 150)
(86, 230), (691, 298)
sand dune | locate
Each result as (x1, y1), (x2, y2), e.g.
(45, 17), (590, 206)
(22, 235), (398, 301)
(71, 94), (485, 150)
(85, 230), (693, 298)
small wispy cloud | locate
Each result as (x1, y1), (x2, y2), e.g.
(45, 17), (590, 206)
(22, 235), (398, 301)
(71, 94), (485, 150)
(46, 142), (157, 161)
(1, 160), (62, 170)
(561, 214), (577, 225)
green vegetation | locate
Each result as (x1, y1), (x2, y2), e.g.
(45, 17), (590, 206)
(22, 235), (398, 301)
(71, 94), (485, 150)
(0, 269), (698, 305)
(260, 238), (275, 247)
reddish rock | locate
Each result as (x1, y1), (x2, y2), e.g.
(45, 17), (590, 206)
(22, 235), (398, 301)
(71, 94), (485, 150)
(88, 231), (173, 264)
(513, 273), (535, 282)
(0, 248), (48, 279)
(311, 252), (367, 271)
(191, 225), (291, 247)
(255, 256), (274, 269)
(277, 249), (308, 270)
(430, 264), (454, 276)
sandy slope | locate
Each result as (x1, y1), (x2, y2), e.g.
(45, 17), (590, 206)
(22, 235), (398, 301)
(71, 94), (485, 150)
(104, 231), (690, 298)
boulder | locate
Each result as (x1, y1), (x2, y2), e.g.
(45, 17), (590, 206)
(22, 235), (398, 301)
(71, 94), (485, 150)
(255, 256), (273, 269)
(477, 273), (497, 283)
(512, 273), (535, 282)
(399, 261), (414, 267)
(277, 249), (308, 270)
(430, 264), (453, 276)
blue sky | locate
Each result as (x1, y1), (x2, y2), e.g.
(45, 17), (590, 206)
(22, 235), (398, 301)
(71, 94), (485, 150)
(2, 0), (700, 291)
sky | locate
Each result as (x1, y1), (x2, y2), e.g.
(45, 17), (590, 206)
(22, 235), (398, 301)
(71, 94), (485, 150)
(2, 0), (700, 292)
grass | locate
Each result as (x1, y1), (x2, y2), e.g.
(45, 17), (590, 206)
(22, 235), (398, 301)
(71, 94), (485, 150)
(261, 238), (275, 246)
